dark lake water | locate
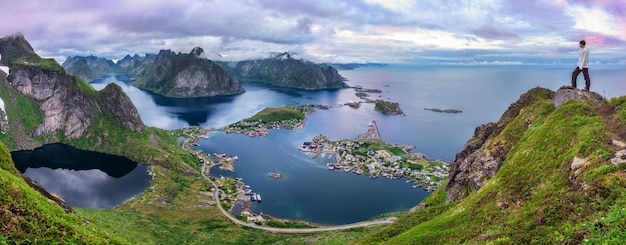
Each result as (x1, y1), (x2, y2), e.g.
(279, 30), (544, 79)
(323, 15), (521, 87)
(11, 143), (151, 209)
(84, 64), (626, 224)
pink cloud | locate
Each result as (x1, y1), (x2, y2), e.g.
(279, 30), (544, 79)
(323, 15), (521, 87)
(584, 35), (607, 45)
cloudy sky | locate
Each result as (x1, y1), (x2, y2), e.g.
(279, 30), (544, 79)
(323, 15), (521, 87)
(1, 0), (625, 64)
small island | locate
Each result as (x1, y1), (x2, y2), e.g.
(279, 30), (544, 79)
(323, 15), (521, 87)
(355, 92), (369, 99)
(354, 87), (383, 93)
(299, 120), (448, 191)
(351, 86), (404, 115)
(374, 100), (404, 115)
(345, 102), (361, 109)
(424, 108), (463, 113)
(267, 172), (285, 180)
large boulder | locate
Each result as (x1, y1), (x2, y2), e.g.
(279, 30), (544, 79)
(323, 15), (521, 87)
(552, 86), (604, 108)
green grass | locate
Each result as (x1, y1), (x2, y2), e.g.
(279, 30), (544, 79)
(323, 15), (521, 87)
(13, 55), (65, 73)
(358, 96), (626, 244)
(387, 146), (405, 155)
(243, 106), (305, 123)
(0, 142), (128, 244)
(0, 76), (43, 132)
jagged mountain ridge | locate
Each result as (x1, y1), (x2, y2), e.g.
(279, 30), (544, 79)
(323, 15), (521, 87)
(65, 50), (347, 97)
(61, 55), (120, 82)
(128, 48), (245, 98)
(225, 52), (348, 89)
(63, 48), (245, 98)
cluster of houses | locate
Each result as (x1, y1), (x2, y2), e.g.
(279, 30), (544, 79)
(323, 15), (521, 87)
(299, 135), (449, 191)
(224, 117), (303, 137)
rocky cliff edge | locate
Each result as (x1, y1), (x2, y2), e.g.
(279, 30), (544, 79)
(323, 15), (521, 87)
(0, 34), (143, 141)
(445, 86), (605, 203)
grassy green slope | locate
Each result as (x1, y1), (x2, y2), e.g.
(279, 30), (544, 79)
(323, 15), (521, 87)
(0, 142), (128, 244)
(243, 106), (305, 122)
(358, 97), (626, 244)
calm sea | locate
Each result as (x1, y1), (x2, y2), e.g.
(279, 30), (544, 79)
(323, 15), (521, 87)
(90, 64), (626, 224)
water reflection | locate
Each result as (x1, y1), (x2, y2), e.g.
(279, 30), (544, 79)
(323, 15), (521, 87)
(12, 143), (151, 209)
(12, 143), (137, 178)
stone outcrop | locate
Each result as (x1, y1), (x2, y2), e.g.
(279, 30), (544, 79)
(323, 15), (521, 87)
(129, 48), (245, 98)
(10, 66), (94, 139)
(228, 52), (348, 90)
(8, 65), (143, 139)
(552, 86), (604, 108)
(99, 83), (144, 131)
(0, 33), (35, 66)
(445, 87), (555, 203)
(0, 96), (8, 134)
(0, 34), (144, 141)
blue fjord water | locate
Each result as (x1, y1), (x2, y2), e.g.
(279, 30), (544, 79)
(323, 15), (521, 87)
(84, 64), (626, 224)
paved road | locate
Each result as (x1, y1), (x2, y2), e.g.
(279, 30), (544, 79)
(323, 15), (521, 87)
(200, 162), (396, 233)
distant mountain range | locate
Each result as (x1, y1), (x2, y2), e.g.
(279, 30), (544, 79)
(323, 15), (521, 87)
(62, 48), (244, 98)
(219, 52), (348, 90)
(62, 51), (348, 97)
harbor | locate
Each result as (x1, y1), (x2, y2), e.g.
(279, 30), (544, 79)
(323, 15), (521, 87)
(300, 120), (447, 192)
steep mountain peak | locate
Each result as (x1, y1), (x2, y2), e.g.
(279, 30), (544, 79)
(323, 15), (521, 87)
(1, 34), (144, 142)
(190, 47), (204, 57)
(99, 83), (144, 131)
(230, 54), (347, 90)
(129, 49), (244, 97)
(0, 33), (36, 66)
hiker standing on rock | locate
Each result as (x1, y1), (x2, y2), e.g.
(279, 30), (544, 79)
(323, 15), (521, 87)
(571, 40), (591, 91)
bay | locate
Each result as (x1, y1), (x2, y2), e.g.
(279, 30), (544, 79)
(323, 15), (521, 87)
(88, 64), (626, 224)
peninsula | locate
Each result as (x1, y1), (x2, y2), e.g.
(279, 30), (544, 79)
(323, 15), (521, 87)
(223, 104), (323, 137)
(299, 120), (447, 191)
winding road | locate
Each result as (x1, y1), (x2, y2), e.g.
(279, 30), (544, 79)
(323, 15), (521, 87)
(200, 162), (396, 233)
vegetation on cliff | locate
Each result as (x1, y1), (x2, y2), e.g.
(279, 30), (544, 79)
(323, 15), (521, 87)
(357, 88), (626, 244)
(227, 52), (348, 90)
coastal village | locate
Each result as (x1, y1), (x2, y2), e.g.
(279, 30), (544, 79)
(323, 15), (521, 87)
(223, 104), (322, 137)
(299, 120), (448, 192)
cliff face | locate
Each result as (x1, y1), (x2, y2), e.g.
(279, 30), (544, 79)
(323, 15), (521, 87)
(99, 83), (144, 130)
(444, 87), (555, 203)
(0, 34), (143, 144)
(61, 55), (120, 82)
(130, 48), (244, 97)
(230, 52), (348, 90)
(358, 86), (623, 244)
